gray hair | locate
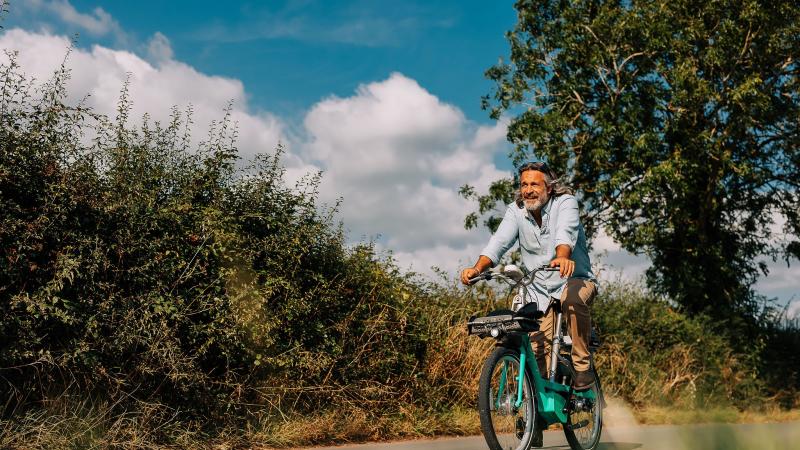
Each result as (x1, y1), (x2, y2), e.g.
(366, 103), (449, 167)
(540, 170), (573, 196)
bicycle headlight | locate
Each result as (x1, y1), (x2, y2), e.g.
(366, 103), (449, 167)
(490, 328), (500, 338)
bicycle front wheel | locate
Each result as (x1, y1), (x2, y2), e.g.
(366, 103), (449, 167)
(563, 367), (603, 450)
(478, 347), (536, 450)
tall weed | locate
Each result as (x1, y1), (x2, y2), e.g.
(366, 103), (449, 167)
(592, 281), (764, 409)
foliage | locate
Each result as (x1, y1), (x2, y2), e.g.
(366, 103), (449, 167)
(471, 0), (800, 321)
(592, 280), (764, 409)
(759, 314), (800, 407)
(0, 51), (434, 443)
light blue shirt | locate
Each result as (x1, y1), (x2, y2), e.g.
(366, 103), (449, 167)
(480, 194), (597, 310)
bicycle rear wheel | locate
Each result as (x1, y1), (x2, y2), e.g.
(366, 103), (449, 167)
(563, 367), (603, 450)
(478, 347), (536, 450)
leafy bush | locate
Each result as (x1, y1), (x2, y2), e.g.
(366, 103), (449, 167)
(592, 280), (764, 409)
(0, 53), (435, 444)
(760, 316), (800, 408)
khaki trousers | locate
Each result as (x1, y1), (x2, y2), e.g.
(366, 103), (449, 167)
(530, 279), (597, 375)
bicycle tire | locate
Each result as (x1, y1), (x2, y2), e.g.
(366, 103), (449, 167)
(563, 367), (603, 450)
(478, 347), (537, 450)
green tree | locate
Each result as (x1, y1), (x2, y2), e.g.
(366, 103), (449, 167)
(471, 0), (800, 324)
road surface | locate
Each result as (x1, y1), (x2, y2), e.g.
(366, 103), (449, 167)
(304, 421), (800, 450)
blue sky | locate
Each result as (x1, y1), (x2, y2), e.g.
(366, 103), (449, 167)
(1, 0), (798, 311)
(8, 0), (516, 124)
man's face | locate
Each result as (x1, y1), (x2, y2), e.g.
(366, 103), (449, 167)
(520, 169), (550, 213)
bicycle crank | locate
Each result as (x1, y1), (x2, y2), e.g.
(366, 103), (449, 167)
(563, 397), (594, 414)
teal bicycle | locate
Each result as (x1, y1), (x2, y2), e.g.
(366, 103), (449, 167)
(467, 265), (603, 450)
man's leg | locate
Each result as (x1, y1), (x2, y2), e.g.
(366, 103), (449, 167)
(530, 307), (555, 378)
(561, 279), (597, 388)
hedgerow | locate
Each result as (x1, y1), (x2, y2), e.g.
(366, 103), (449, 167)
(0, 53), (437, 445)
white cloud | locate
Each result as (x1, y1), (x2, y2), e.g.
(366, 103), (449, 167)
(589, 228), (650, 284)
(753, 261), (800, 310)
(0, 29), (503, 277)
(302, 73), (507, 268)
(787, 300), (800, 320)
(0, 28), (286, 166)
(389, 241), (489, 277)
(592, 228), (622, 253)
(756, 262), (800, 292)
(146, 32), (174, 64)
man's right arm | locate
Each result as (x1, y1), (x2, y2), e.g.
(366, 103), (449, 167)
(460, 255), (494, 285)
(460, 206), (519, 285)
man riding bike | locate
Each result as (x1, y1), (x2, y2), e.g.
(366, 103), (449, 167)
(461, 162), (598, 392)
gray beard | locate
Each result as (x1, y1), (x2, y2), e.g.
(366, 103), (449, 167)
(524, 196), (548, 214)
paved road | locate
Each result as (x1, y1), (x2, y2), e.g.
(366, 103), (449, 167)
(305, 421), (800, 450)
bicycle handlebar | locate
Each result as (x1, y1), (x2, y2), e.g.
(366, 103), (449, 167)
(467, 264), (560, 286)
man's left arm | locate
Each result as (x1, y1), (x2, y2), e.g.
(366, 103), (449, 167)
(549, 197), (580, 278)
(550, 244), (575, 278)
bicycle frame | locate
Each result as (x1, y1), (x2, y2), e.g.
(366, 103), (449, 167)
(510, 286), (596, 425)
(474, 265), (597, 425)
(507, 331), (595, 425)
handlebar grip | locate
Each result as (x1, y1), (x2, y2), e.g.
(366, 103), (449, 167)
(467, 273), (491, 285)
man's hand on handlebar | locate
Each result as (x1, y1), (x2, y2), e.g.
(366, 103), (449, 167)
(462, 255), (494, 285)
(549, 257), (575, 278)
(460, 267), (481, 285)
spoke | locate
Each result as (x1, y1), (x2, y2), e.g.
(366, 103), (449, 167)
(496, 361), (508, 409)
(489, 355), (530, 450)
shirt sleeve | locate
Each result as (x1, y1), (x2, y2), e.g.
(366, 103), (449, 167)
(553, 196), (580, 250)
(480, 205), (519, 265)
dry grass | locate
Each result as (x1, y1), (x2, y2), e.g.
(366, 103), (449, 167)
(422, 314), (494, 404)
(241, 406), (481, 449)
(2, 308), (798, 449)
(4, 383), (799, 449)
(0, 397), (198, 449)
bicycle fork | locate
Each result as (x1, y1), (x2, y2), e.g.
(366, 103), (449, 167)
(548, 311), (563, 382)
(514, 350), (527, 408)
(508, 308), (564, 409)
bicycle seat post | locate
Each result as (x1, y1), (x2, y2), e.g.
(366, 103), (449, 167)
(548, 299), (563, 382)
